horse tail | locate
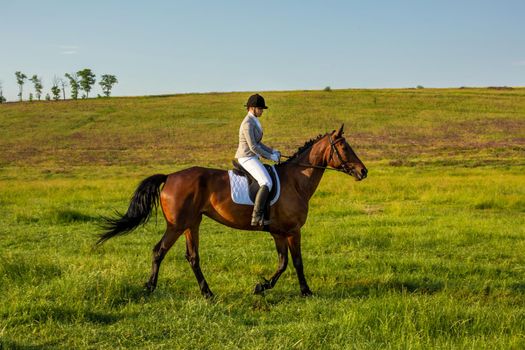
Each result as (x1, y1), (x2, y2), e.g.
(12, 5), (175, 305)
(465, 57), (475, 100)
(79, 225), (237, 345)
(97, 174), (168, 245)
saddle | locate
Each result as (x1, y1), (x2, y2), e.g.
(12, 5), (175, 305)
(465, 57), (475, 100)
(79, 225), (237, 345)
(230, 160), (280, 228)
(231, 159), (279, 204)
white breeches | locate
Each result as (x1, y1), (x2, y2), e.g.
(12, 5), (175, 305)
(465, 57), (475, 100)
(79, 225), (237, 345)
(237, 156), (273, 191)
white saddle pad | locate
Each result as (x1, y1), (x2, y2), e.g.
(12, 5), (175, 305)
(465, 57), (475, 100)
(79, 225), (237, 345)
(228, 166), (281, 206)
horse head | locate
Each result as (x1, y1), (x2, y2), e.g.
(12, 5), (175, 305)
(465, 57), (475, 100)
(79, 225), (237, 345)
(326, 124), (368, 181)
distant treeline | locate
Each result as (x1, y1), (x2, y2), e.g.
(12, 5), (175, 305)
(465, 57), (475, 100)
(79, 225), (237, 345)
(0, 69), (118, 103)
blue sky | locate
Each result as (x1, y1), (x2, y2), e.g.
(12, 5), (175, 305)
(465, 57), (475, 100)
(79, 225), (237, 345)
(1, 0), (524, 101)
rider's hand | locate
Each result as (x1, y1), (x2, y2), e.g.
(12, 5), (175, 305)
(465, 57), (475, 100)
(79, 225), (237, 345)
(271, 150), (281, 162)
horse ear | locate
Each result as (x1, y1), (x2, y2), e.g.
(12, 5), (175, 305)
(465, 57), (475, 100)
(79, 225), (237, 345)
(335, 123), (344, 137)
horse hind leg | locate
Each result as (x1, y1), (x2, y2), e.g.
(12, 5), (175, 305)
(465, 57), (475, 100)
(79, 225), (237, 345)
(145, 224), (183, 293)
(184, 220), (214, 298)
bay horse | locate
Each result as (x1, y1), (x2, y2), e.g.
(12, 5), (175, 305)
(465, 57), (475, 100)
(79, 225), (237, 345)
(98, 124), (367, 297)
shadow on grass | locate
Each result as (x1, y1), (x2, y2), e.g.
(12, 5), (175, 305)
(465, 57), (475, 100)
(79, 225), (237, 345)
(249, 291), (302, 312)
(202, 289), (304, 314)
(0, 258), (62, 286)
(51, 209), (98, 223)
(327, 277), (445, 298)
(239, 277), (444, 306)
(14, 209), (98, 225)
(106, 283), (152, 307)
(7, 305), (124, 327)
(0, 339), (61, 350)
(80, 279), (153, 308)
(510, 282), (525, 294)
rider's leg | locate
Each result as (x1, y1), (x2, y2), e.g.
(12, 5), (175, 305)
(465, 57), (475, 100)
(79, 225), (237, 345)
(238, 157), (272, 226)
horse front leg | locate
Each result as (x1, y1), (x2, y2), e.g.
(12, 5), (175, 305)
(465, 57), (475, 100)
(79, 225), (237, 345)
(254, 234), (288, 294)
(288, 231), (313, 296)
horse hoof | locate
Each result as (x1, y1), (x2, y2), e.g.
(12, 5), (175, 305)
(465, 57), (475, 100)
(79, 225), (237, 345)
(144, 282), (156, 293)
(203, 291), (214, 299)
(253, 283), (265, 295)
(301, 289), (313, 297)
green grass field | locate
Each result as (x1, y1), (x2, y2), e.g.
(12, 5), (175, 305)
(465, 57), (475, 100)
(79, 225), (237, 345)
(1, 88), (524, 349)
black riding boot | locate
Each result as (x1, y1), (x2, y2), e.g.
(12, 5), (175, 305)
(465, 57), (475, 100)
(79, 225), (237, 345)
(251, 185), (270, 226)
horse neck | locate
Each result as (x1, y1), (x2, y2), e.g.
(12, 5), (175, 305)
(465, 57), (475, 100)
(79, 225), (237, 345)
(283, 138), (331, 200)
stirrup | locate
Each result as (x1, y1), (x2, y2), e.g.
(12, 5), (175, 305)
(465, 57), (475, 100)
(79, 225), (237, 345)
(251, 215), (265, 226)
(251, 218), (271, 226)
(251, 213), (270, 226)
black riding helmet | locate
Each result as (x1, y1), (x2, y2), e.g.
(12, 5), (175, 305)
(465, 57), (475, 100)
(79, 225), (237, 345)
(245, 93), (268, 109)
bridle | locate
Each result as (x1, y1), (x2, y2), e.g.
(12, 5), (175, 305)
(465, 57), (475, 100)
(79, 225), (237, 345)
(328, 135), (356, 176)
(281, 135), (356, 176)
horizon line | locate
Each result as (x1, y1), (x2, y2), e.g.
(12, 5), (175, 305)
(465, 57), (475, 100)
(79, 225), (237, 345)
(1, 85), (524, 103)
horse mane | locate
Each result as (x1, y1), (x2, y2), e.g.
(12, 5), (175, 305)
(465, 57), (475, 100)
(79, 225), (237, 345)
(280, 133), (327, 164)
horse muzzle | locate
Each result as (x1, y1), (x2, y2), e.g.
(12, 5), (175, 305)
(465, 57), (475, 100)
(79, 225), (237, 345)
(353, 167), (367, 181)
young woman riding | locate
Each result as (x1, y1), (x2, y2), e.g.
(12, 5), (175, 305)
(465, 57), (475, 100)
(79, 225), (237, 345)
(235, 94), (281, 226)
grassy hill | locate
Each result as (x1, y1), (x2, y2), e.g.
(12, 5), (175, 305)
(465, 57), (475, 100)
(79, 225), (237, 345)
(1, 88), (524, 349)
(1, 88), (524, 168)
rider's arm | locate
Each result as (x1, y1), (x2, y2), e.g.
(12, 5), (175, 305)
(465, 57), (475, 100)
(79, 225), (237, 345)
(242, 120), (274, 160)
(259, 142), (275, 155)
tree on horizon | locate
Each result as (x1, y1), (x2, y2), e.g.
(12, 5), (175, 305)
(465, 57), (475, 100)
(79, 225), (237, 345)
(15, 71), (27, 101)
(77, 68), (96, 98)
(0, 80), (6, 103)
(65, 73), (80, 100)
(51, 76), (61, 101)
(30, 75), (43, 101)
(99, 74), (118, 97)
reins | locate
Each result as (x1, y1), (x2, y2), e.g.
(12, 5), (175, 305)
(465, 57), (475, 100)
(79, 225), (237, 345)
(279, 135), (354, 175)
(280, 155), (345, 172)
